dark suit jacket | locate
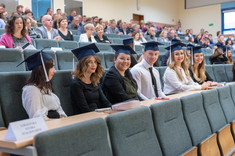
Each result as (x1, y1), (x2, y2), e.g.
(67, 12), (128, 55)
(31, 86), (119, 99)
(102, 66), (138, 104)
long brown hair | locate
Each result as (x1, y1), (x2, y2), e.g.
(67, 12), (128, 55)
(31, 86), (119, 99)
(225, 50), (233, 64)
(167, 50), (190, 81)
(5, 15), (27, 37)
(72, 55), (104, 86)
(26, 59), (54, 94)
(190, 53), (206, 83)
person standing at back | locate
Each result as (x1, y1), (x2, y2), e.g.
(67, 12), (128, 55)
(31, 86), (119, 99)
(130, 41), (166, 100)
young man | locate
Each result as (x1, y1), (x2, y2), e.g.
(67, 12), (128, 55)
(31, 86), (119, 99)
(130, 41), (166, 100)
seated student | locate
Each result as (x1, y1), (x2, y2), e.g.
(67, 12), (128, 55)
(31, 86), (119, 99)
(210, 47), (228, 64)
(0, 15), (33, 50)
(201, 37), (211, 49)
(70, 43), (111, 114)
(131, 41), (166, 100)
(225, 46), (233, 64)
(102, 45), (139, 104)
(163, 43), (209, 95)
(21, 51), (67, 120)
(122, 38), (138, 67)
(189, 46), (218, 85)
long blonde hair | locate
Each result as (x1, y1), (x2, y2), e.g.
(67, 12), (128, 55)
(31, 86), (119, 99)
(72, 55), (104, 86)
(167, 50), (190, 81)
(190, 54), (206, 83)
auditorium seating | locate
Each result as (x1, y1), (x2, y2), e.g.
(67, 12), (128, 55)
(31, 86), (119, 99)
(35, 39), (59, 49)
(58, 40), (78, 51)
(181, 93), (212, 146)
(151, 99), (192, 156)
(106, 106), (163, 156)
(0, 48), (25, 72)
(35, 118), (112, 156)
(0, 70), (234, 155)
(212, 64), (229, 82)
(201, 89), (227, 133)
(55, 51), (75, 70)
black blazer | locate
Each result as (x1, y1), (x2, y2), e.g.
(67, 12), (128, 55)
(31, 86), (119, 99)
(102, 66), (138, 104)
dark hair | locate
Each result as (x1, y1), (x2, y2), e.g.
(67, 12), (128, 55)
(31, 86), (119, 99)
(226, 38), (232, 45)
(5, 15), (27, 37)
(16, 5), (23, 10)
(47, 8), (52, 13)
(0, 3), (5, 8)
(26, 59), (54, 94)
(24, 10), (32, 15)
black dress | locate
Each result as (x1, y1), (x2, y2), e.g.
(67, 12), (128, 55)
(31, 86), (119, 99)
(58, 30), (74, 41)
(70, 78), (111, 114)
(189, 68), (213, 84)
(102, 66), (138, 104)
(94, 34), (110, 43)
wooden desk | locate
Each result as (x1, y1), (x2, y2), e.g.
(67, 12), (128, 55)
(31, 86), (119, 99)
(0, 82), (234, 155)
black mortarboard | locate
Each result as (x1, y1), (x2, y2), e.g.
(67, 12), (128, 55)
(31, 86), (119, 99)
(187, 43), (195, 50)
(171, 38), (181, 45)
(193, 46), (203, 54)
(111, 45), (136, 55)
(17, 51), (52, 70)
(71, 43), (99, 61)
(165, 43), (186, 53)
(141, 41), (163, 51)
(122, 38), (134, 45)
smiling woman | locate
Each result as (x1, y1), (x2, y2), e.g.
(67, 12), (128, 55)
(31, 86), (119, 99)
(70, 43), (111, 114)
(102, 45), (139, 104)
(163, 43), (209, 95)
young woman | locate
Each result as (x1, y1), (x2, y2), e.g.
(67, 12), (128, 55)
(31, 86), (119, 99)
(163, 43), (209, 95)
(102, 45), (139, 104)
(22, 52), (67, 120)
(58, 16), (73, 41)
(132, 31), (147, 45)
(225, 47), (233, 64)
(70, 43), (111, 114)
(189, 46), (218, 85)
(0, 15), (32, 50)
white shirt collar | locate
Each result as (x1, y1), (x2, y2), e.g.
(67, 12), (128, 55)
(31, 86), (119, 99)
(142, 58), (152, 69)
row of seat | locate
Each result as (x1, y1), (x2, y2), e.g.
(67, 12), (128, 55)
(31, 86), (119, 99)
(0, 64), (234, 128)
(34, 84), (235, 156)
(1, 46), (235, 72)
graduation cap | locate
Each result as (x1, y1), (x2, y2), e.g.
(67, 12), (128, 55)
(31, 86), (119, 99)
(191, 46), (203, 65)
(71, 43), (99, 61)
(187, 43), (195, 50)
(171, 38), (181, 45)
(165, 43), (186, 64)
(111, 45), (136, 55)
(17, 51), (52, 82)
(122, 38), (134, 46)
(165, 43), (186, 53)
(141, 41), (163, 51)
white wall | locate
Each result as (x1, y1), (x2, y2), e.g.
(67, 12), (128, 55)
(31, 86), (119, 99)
(18, 0), (31, 11)
(178, 0), (221, 36)
(54, 0), (64, 13)
(83, 0), (178, 24)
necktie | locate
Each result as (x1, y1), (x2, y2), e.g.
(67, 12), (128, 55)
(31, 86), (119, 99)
(149, 67), (159, 97)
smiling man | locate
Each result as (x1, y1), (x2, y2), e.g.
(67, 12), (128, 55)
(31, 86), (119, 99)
(130, 41), (166, 100)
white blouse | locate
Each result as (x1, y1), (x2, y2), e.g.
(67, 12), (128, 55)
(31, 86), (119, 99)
(22, 85), (67, 120)
(79, 33), (97, 43)
(163, 66), (201, 95)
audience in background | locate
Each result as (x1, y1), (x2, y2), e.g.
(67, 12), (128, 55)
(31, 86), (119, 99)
(46, 8), (53, 17)
(0, 15), (32, 50)
(67, 15), (79, 31)
(16, 5), (24, 16)
(67, 10), (76, 24)
(58, 16), (73, 41)
(106, 19), (120, 34)
(94, 25), (110, 43)
(144, 26), (157, 41)
(158, 30), (169, 42)
(225, 47), (233, 64)
(102, 45), (139, 104)
(201, 37), (211, 49)
(79, 23), (96, 43)
(70, 44), (111, 114)
(210, 48), (228, 64)
(132, 31), (147, 45)
(35, 15), (61, 41)
(23, 16), (38, 39)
